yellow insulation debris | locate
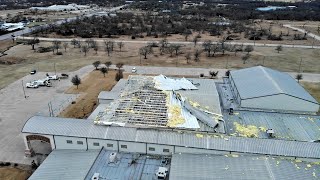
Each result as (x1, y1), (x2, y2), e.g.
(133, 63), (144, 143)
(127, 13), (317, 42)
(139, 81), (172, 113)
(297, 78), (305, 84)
(167, 105), (185, 127)
(234, 122), (259, 138)
(295, 160), (302, 163)
(313, 172), (317, 177)
(231, 154), (239, 158)
(259, 126), (267, 132)
(196, 134), (204, 138)
(189, 100), (200, 107)
(307, 164), (312, 168)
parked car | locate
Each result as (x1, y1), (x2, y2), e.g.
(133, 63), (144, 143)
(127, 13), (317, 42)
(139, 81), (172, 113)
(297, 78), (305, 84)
(30, 70), (37, 75)
(26, 82), (39, 88)
(46, 75), (59, 80)
(132, 67), (137, 73)
(60, 73), (69, 79)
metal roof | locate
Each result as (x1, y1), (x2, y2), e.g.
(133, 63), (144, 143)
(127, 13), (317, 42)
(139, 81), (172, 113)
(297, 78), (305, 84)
(169, 153), (320, 180)
(85, 148), (164, 180)
(98, 91), (119, 100)
(230, 66), (318, 104)
(224, 111), (320, 142)
(22, 116), (320, 158)
(28, 149), (100, 180)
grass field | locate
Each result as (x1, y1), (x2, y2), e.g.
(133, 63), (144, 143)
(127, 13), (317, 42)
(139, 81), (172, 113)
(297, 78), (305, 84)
(0, 40), (319, 90)
(301, 82), (320, 102)
(0, 167), (31, 180)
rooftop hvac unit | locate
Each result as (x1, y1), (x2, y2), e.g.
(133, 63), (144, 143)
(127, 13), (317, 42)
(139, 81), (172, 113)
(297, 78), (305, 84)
(266, 129), (275, 138)
(91, 173), (100, 180)
(109, 152), (117, 163)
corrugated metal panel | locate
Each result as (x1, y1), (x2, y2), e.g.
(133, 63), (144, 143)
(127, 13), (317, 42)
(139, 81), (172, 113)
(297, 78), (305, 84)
(110, 79), (127, 92)
(22, 116), (320, 158)
(225, 111), (320, 141)
(29, 149), (100, 180)
(98, 91), (119, 100)
(230, 66), (318, 104)
(170, 154), (320, 180)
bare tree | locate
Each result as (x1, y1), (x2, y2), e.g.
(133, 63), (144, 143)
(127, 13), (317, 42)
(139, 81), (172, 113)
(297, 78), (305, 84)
(193, 36), (199, 47)
(81, 45), (89, 56)
(71, 75), (81, 89)
(167, 45), (175, 57)
(185, 52), (191, 64)
(296, 74), (303, 83)
(242, 54), (250, 64)
(194, 49), (202, 62)
(105, 61), (112, 70)
(104, 40), (114, 56)
(172, 44), (182, 56)
(244, 45), (254, 54)
(275, 45), (283, 53)
(52, 40), (61, 53)
(92, 61), (101, 70)
(117, 41), (124, 52)
(91, 41), (98, 54)
(63, 42), (68, 52)
(116, 62), (124, 73)
(202, 40), (213, 57)
(100, 67), (108, 77)
(71, 39), (78, 48)
(139, 46), (152, 59)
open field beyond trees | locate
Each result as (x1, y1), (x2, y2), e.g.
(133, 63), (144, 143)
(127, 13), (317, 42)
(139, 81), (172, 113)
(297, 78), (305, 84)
(0, 39), (319, 90)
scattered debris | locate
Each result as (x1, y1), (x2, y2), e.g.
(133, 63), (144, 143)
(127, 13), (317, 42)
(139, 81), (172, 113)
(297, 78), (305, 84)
(234, 122), (258, 138)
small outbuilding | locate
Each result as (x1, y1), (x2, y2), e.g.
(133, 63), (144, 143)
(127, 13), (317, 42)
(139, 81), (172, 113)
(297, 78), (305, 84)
(228, 66), (319, 113)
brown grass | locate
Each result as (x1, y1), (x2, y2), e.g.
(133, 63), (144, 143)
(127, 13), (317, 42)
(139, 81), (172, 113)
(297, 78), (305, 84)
(0, 167), (31, 180)
(301, 82), (320, 103)
(59, 70), (129, 119)
(0, 40), (319, 90)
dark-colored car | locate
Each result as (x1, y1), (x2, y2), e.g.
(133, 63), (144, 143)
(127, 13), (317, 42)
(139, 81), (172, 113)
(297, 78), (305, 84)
(30, 70), (37, 75)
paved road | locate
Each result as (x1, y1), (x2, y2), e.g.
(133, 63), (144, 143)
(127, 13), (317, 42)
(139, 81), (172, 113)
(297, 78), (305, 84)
(17, 36), (320, 49)
(0, 5), (127, 41)
(284, 24), (320, 42)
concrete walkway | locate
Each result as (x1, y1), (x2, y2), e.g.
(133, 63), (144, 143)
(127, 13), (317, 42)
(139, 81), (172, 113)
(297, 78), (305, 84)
(284, 24), (320, 42)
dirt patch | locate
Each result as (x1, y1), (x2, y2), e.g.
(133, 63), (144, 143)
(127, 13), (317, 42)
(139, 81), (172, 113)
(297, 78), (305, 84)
(0, 167), (32, 180)
(0, 40), (16, 53)
(59, 70), (129, 119)
(0, 57), (25, 65)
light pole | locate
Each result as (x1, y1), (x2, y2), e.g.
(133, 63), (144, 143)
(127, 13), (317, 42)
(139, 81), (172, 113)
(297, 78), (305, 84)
(21, 80), (27, 99)
(54, 62), (56, 75)
(298, 58), (303, 73)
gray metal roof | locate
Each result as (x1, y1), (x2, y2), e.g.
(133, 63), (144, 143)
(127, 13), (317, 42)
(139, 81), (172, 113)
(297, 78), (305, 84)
(224, 111), (320, 142)
(85, 148), (164, 180)
(98, 91), (119, 100)
(178, 78), (222, 115)
(169, 153), (320, 180)
(110, 79), (127, 92)
(22, 116), (320, 158)
(28, 149), (100, 180)
(230, 66), (318, 103)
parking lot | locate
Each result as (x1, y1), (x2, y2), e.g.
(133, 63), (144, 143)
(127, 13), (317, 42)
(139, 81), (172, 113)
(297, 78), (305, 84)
(0, 66), (92, 164)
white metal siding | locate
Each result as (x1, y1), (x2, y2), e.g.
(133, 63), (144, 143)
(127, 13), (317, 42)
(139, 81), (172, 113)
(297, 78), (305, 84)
(54, 136), (87, 150)
(87, 139), (118, 151)
(118, 141), (146, 153)
(241, 94), (319, 112)
(146, 144), (174, 155)
(175, 146), (228, 155)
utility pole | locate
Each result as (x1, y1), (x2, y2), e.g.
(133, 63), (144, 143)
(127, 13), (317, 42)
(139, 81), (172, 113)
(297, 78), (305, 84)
(54, 62), (56, 75)
(21, 80), (27, 99)
(262, 56), (265, 66)
(225, 56), (229, 69)
(139, 54), (142, 65)
(298, 58), (303, 73)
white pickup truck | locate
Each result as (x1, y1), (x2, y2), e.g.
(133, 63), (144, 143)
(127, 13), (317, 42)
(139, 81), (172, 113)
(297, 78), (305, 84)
(34, 79), (52, 87)
(46, 75), (59, 80)
(26, 82), (39, 88)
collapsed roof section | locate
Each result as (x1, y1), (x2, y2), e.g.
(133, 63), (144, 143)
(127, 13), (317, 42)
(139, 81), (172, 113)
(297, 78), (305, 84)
(94, 75), (223, 131)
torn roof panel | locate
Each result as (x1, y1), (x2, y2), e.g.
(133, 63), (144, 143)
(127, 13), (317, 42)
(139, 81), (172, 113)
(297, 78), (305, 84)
(154, 75), (198, 91)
